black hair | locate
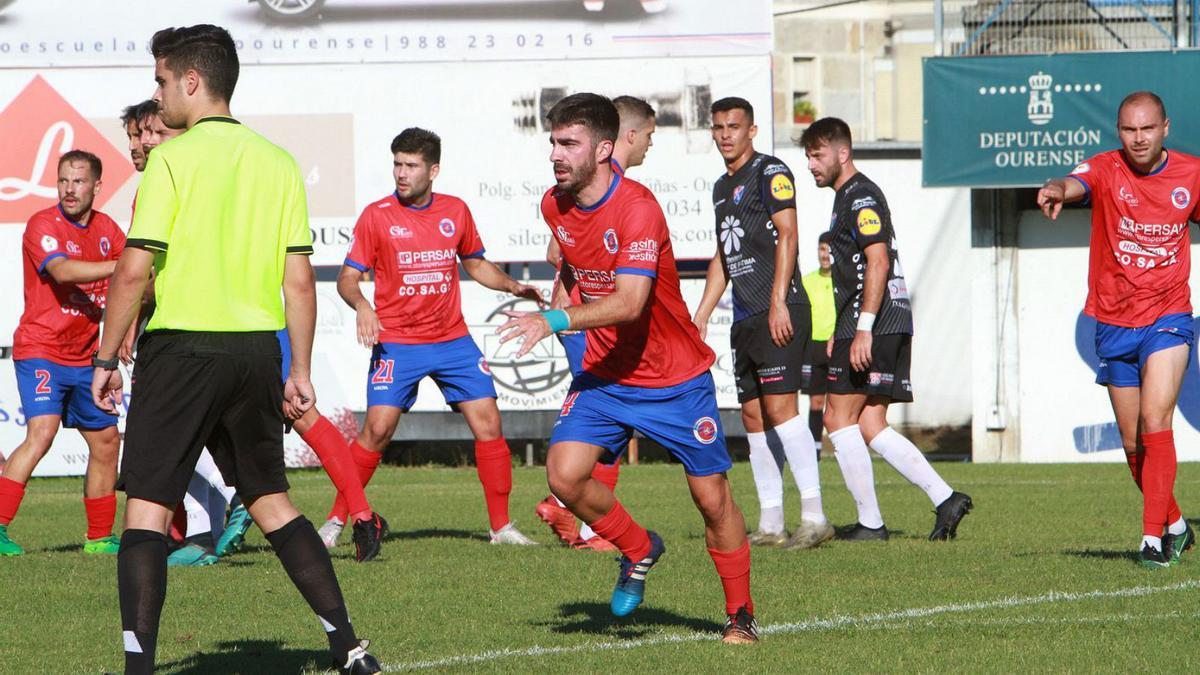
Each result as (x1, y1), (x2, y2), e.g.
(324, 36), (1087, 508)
(391, 127), (441, 164)
(799, 117), (853, 151)
(151, 25), (240, 103)
(59, 150), (103, 179)
(546, 93), (619, 143)
(710, 96), (754, 123)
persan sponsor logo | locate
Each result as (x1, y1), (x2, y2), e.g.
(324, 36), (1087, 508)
(0, 76), (134, 221)
(397, 249), (455, 265)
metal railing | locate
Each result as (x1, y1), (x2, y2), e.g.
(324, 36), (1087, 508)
(936, 0), (1197, 55)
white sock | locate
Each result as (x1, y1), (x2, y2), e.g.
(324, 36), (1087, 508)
(868, 427), (954, 506)
(830, 425), (884, 529)
(183, 475), (214, 537)
(1168, 518), (1187, 536)
(772, 415), (826, 525)
(579, 523), (597, 541)
(747, 430), (785, 533)
(1143, 535), (1163, 552)
(194, 450), (237, 504)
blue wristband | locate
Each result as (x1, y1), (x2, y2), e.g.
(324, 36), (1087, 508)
(541, 309), (570, 333)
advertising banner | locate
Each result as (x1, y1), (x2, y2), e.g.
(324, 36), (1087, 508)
(923, 50), (1200, 187)
(0, 0), (771, 67)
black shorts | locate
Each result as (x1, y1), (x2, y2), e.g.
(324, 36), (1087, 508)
(731, 304), (810, 404)
(118, 330), (288, 504)
(801, 340), (830, 395)
(827, 333), (913, 402)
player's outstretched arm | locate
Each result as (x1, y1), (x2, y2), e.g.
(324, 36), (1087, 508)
(497, 273), (653, 357)
(692, 252), (729, 340)
(283, 253), (317, 419)
(43, 256), (116, 285)
(1037, 177), (1086, 221)
(336, 264), (382, 348)
(461, 257), (544, 305)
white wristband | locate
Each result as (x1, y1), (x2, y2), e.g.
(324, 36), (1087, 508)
(857, 312), (876, 331)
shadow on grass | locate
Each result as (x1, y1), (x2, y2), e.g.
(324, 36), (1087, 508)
(1064, 549), (1139, 563)
(537, 601), (722, 639)
(388, 528), (487, 543)
(43, 542), (84, 553)
(158, 639), (328, 674)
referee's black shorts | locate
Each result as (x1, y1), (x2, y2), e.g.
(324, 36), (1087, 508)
(826, 333), (913, 402)
(731, 304), (810, 404)
(118, 330), (288, 504)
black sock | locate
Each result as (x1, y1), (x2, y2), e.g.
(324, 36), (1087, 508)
(808, 409), (824, 458)
(266, 515), (358, 661)
(118, 529), (168, 675)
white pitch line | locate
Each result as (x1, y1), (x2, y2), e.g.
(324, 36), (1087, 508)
(382, 579), (1200, 672)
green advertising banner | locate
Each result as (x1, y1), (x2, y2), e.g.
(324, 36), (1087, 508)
(923, 50), (1200, 187)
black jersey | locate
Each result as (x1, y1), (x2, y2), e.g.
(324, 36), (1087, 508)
(828, 172), (913, 339)
(712, 152), (808, 322)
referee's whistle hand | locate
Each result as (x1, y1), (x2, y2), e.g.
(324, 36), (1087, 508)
(283, 378), (316, 418)
(91, 367), (124, 416)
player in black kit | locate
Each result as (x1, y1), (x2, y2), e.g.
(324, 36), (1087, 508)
(801, 117), (971, 542)
(693, 97), (831, 550)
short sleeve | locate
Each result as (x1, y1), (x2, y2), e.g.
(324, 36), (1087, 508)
(760, 161), (797, 215)
(849, 192), (889, 249)
(126, 151), (177, 253)
(284, 162), (313, 255)
(23, 214), (65, 275)
(614, 198), (667, 278)
(1066, 153), (1105, 206)
(108, 221), (127, 260)
(344, 207), (376, 272)
(456, 203), (485, 259)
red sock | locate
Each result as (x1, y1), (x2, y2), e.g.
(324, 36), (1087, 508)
(328, 441), (382, 523)
(1140, 430), (1178, 537)
(169, 503), (187, 541)
(1125, 448), (1183, 526)
(303, 416), (372, 522)
(0, 477), (27, 526)
(591, 461), (620, 492)
(474, 438), (513, 531)
(83, 494), (117, 540)
(708, 541), (754, 616)
(588, 500), (651, 561)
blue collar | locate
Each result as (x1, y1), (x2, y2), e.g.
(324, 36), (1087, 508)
(578, 172), (621, 212)
(56, 204), (90, 229)
(395, 191), (434, 210)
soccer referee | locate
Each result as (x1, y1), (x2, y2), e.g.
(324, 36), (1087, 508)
(90, 25), (379, 675)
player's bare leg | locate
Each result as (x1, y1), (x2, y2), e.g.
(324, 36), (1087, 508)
(809, 393), (826, 458)
(686, 472), (757, 643)
(824, 392), (885, 537)
(546, 440), (613, 521)
(80, 426), (121, 553)
(0, 416), (61, 555)
(458, 398), (534, 544)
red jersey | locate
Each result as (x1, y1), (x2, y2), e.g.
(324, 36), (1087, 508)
(14, 205), (126, 366)
(542, 173), (714, 387)
(1069, 149), (1200, 327)
(345, 192), (485, 344)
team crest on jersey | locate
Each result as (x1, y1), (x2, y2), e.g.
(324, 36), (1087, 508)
(603, 228), (619, 254)
(856, 209), (882, 236)
(557, 225), (576, 246)
(99, 236), (111, 256)
(439, 218), (456, 237)
(66, 240), (81, 255)
(693, 416), (718, 445)
(732, 185), (746, 204)
(1172, 187), (1191, 209)
(40, 234), (58, 252)
(770, 174), (794, 201)
(478, 357), (491, 375)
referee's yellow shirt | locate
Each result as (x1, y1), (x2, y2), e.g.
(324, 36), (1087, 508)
(127, 117), (313, 332)
(802, 269), (835, 342)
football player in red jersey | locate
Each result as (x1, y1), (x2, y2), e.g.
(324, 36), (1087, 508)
(0, 151), (125, 557)
(1038, 91), (1198, 568)
(327, 127), (541, 546)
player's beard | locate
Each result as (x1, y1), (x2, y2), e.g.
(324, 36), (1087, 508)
(558, 158), (596, 197)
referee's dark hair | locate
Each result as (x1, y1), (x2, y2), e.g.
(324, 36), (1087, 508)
(151, 24), (240, 103)
(1119, 90), (1166, 121)
(818, 231), (834, 246)
(391, 127), (441, 165)
(58, 150), (103, 180)
(711, 97), (754, 123)
(800, 117), (854, 152)
(546, 93), (619, 144)
(120, 100), (157, 126)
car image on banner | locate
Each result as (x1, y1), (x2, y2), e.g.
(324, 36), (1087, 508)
(253, 0), (668, 21)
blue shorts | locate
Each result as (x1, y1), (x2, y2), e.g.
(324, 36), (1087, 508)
(1095, 312), (1194, 387)
(367, 335), (497, 411)
(557, 332), (586, 378)
(277, 328), (291, 382)
(550, 370), (731, 477)
(14, 358), (116, 430)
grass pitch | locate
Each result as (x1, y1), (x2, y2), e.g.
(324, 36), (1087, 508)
(0, 459), (1197, 673)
